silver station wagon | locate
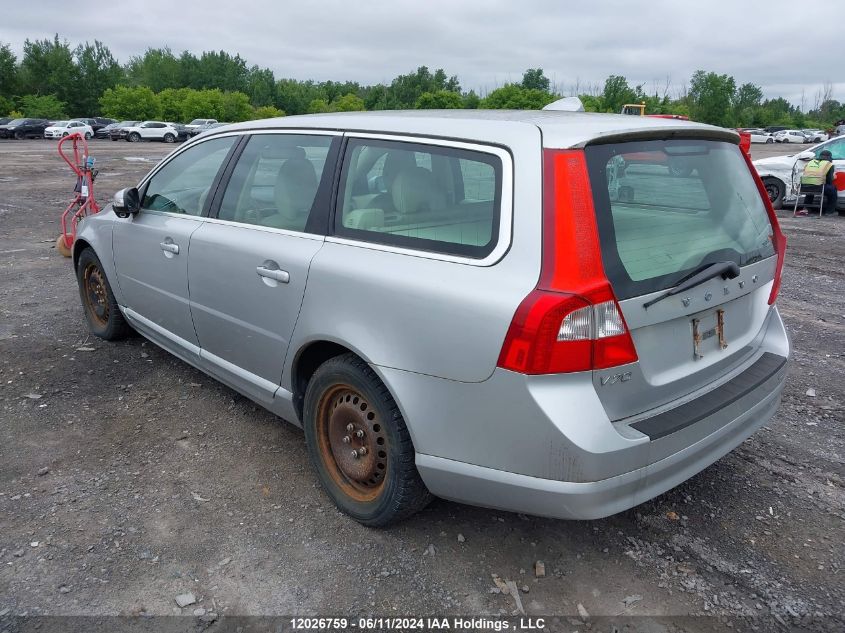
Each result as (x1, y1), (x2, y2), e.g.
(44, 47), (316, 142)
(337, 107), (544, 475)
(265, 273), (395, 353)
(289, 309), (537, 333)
(73, 110), (789, 526)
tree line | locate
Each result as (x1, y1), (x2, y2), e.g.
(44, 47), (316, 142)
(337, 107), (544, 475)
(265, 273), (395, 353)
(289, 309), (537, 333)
(1, 35), (843, 129)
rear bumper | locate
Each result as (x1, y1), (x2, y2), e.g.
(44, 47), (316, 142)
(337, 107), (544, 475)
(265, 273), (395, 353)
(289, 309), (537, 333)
(417, 365), (784, 520)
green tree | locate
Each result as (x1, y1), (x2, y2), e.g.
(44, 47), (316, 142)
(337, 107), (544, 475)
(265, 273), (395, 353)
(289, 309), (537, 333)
(688, 70), (737, 126)
(158, 88), (190, 121)
(480, 84), (556, 109)
(276, 79), (325, 115)
(19, 35), (79, 109)
(415, 90), (464, 109)
(219, 91), (254, 121)
(331, 93), (366, 112)
(99, 85), (161, 120)
(601, 75), (638, 113)
(521, 68), (550, 92)
(73, 41), (123, 114)
(0, 96), (14, 116)
(19, 94), (67, 118)
(252, 105), (285, 119)
(0, 43), (18, 99)
(462, 90), (480, 109)
(307, 98), (331, 114)
(246, 66), (276, 107)
(374, 66), (460, 109)
(126, 47), (181, 91)
(733, 82), (763, 127)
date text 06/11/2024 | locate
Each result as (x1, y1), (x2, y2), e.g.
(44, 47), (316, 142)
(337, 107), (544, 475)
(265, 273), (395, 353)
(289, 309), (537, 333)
(290, 617), (548, 630)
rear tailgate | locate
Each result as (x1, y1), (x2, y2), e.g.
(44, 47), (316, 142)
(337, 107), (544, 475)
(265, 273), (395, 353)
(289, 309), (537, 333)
(584, 138), (779, 420)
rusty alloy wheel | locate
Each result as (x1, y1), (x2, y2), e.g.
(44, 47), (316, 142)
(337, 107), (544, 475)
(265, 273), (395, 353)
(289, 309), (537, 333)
(315, 384), (389, 502)
(82, 262), (110, 329)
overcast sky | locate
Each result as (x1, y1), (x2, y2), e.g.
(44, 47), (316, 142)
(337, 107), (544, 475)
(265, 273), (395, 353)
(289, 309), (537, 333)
(1, 0), (840, 108)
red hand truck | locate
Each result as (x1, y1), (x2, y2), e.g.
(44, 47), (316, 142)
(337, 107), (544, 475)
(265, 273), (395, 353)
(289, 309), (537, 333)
(56, 132), (100, 257)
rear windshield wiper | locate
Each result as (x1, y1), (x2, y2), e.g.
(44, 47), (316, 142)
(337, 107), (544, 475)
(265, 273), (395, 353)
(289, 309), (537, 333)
(643, 261), (740, 310)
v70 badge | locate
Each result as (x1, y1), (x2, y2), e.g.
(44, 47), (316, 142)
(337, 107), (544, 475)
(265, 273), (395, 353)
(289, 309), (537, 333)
(692, 309), (727, 360)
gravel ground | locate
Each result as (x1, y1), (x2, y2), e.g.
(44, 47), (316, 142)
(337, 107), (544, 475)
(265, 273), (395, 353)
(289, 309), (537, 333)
(0, 138), (842, 632)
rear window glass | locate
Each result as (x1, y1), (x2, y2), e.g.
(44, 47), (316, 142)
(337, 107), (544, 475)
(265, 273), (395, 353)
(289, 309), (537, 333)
(335, 139), (502, 258)
(585, 139), (775, 300)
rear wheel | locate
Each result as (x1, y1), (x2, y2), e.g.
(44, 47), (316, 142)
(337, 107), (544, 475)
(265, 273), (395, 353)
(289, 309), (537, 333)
(128, 132), (140, 143)
(76, 248), (131, 340)
(766, 137), (774, 144)
(763, 177), (784, 210)
(163, 133), (175, 143)
(84, 131), (92, 140)
(303, 353), (432, 526)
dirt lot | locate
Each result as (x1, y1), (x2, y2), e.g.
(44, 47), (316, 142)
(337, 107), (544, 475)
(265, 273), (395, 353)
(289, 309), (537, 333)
(0, 138), (843, 632)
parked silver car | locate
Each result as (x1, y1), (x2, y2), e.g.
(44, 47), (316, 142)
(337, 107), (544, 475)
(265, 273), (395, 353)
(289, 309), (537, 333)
(73, 111), (789, 526)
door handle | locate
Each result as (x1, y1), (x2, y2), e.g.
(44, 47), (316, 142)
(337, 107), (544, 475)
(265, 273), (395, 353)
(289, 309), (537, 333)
(256, 266), (290, 283)
(160, 241), (179, 255)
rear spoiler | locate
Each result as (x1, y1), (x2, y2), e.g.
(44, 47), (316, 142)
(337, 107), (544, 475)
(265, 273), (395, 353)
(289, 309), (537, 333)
(575, 127), (740, 148)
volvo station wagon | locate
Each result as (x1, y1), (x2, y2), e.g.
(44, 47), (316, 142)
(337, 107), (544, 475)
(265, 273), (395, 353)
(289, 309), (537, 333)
(73, 110), (789, 525)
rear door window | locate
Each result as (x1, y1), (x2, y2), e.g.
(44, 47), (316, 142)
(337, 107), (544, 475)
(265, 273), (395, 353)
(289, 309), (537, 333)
(585, 139), (775, 299)
(335, 138), (502, 258)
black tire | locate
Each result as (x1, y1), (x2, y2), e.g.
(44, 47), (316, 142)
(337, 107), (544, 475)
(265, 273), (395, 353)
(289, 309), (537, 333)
(111, 137), (118, 141)
(76, 248), (131, 340)
(62, 132), (69, 137)
(762, 177), (784, 210)
(14, 131), (23, 140)
(163, 133), (175, 143)
(84, 131), (92, 140)
(766, 138), (774, 144)
(128, 132), (140, 143)
(303, 353), (432, 526)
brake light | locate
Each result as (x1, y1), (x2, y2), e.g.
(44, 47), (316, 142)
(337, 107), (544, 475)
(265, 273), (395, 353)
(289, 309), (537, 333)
(742, 150), (786, 304)
(497, 150), (638, 375)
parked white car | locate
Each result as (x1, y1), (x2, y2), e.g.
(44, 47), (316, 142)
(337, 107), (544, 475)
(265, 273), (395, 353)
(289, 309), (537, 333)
(746, 129), (774, 144)
(773, 130), (807, 144)
(802, 129), (828, 143)
(184, 118), (218, 136)
(753, 136), (845, 210)
(124, 121), (180, 143)
(43, 120), (94, 140)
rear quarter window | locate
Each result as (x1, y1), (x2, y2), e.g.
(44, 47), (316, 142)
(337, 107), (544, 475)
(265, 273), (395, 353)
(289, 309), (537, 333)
(335, 138), (502, 259)
(585, 139), (775, 299)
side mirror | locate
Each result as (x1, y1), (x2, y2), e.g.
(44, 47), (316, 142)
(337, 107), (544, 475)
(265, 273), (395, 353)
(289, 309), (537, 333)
(113, 187), (140, 218)
(796, 151), (815, 161)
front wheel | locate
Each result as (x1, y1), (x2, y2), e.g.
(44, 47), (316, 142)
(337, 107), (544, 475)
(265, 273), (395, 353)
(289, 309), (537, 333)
(76, 248), (131, 340)
(762, 177), (785, 210)
(303, 353), (432, 526)
(128, 132), (140, 143)
(163, 133), (175, 143)
(14, 131), (23, 140)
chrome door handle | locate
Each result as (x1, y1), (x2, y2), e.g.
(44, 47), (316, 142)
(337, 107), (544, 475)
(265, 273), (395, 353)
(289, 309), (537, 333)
(256, 266), (290, 283)
(160, 242), (179, 254)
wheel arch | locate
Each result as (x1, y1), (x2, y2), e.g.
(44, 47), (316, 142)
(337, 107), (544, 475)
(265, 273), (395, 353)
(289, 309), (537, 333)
(72, 237), (92, 271)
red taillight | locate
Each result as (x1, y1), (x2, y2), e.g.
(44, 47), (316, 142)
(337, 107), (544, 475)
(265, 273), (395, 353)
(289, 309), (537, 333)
(497, 150), (638, 375)
(742, 150), (786, 305)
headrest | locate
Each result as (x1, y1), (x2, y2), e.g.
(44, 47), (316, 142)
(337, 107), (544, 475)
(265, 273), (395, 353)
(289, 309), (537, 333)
(382, 151), (417, 187)
(275, 157), (318, 221)
(391, 166), (439, 216)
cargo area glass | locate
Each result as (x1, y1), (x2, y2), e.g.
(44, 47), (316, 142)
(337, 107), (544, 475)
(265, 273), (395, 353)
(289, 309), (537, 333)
(586, 139), (775, 300)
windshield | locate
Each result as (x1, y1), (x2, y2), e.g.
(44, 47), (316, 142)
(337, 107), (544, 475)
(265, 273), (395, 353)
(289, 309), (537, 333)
(119, 121), (138, 126)
(7, 119), (25, 125)
(52, 121), (69, 127)
(585, 139), (775, 300)
(188, 119), (205, 125)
